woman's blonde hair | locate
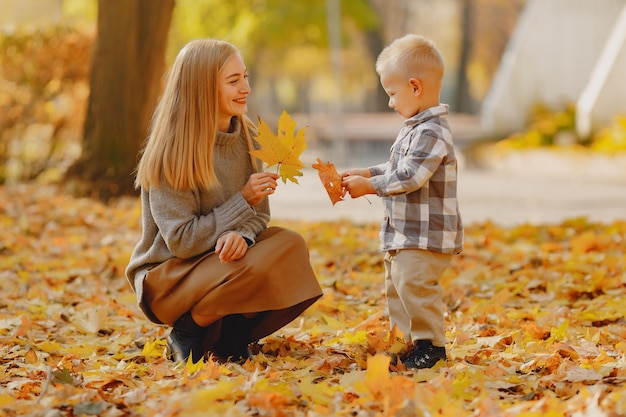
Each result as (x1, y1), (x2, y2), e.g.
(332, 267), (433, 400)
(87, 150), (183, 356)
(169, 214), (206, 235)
(376, 34), (444, 80)
(135, 39), (253, 191)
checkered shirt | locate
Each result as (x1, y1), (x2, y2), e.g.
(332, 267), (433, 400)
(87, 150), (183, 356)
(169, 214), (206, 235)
(369, 104), (464, 254)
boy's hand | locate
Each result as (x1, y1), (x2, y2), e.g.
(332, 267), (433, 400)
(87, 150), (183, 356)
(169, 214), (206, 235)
(340, 168), (371, 179)
(342, 175), (376, 198)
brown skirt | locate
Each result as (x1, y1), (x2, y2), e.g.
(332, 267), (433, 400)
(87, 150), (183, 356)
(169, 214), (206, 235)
(142, 226), (323, 347)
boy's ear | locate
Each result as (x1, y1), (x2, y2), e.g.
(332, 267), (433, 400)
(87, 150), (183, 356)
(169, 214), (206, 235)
(409, 78), (422, 96)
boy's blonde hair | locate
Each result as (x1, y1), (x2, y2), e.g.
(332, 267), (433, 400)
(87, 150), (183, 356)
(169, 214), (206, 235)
(376, 34), (444, 80)
(135, 39), (255, 191)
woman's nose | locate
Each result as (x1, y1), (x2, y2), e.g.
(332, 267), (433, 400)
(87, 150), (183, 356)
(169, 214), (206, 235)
(242, 79), (251, 93)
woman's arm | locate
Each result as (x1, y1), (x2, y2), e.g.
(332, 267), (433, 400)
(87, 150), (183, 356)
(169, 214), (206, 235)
(149, 182), (256, 259)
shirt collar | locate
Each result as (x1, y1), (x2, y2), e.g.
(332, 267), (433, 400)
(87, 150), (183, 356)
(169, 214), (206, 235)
(403, 104), (449, 127)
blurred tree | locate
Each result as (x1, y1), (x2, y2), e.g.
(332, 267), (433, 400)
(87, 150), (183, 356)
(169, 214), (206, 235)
(463, 0), (525, 108)
(168, 0), (379, 115)
(367, 0), (524, 114)
(65, 0), (174, 200)
(366, 0), (413, 111)
(455, 0), (474, 113)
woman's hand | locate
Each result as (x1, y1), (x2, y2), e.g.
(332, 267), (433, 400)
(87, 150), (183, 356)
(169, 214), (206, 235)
(241, 172), (280, 206)
(215, 232), (248, 263)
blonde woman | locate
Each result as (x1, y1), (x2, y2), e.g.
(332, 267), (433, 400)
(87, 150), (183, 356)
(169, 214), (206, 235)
(126, 39), (323, 363)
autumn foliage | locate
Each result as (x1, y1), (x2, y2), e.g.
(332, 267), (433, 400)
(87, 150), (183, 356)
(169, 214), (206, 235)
(1, 184), (625, 416)
(312, 158), (344, 205)
(251, 111), (307, 184)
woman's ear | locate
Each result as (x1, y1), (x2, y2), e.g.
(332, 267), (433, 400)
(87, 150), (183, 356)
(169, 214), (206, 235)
(409, 78), (422, 96)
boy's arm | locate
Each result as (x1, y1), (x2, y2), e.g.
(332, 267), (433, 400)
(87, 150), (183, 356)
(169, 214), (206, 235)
(341, 168), (372, 178)
(371, 130), (448, 197)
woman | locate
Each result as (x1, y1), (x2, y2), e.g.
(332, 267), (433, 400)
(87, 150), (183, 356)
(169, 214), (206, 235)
(125, 39), (323, 363)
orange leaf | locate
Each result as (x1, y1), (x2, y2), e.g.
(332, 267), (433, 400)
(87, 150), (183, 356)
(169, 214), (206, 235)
(312, 158), (343, 205)
(14, 315), (32, 338)
(24, 349), (38, 364)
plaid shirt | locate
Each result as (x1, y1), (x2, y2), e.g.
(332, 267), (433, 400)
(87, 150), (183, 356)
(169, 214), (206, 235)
(369, 104), (464, 254)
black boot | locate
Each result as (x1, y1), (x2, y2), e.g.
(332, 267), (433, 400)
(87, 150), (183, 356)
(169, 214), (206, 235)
(165, 312), (206, 363)
(403, 340), (447, 369)
(213, 314), (254, 363)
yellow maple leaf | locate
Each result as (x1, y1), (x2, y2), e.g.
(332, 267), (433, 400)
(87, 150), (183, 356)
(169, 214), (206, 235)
(184, 354), (206, 373)
(142, 338), (166, 358)
(364, 354), (392, 399)
(250, 110), (306, 184)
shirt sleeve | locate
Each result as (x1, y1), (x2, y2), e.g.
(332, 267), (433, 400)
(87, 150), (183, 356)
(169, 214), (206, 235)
(370, 128), (448, 197)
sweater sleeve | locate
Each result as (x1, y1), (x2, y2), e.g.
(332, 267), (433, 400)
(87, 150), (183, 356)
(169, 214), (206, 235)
(149, 182), (256, 259)
(231, 195), (271, 244)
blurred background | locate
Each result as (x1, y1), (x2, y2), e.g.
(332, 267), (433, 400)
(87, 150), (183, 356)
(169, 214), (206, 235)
(0, 0), (625, 209)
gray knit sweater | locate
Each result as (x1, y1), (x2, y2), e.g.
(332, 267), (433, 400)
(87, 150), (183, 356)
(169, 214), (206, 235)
(125, 117), (269, 293)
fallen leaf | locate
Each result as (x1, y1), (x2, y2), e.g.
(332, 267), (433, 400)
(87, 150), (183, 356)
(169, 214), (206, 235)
(2, 182), (626, 416)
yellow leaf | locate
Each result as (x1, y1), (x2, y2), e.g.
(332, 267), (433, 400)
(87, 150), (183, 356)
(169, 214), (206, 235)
(320, 314), (343, 329)
(142, 338), (166, 358)
(24, 348), (38, 364)
(451, 368), (482, 400)
(250, 110), (306, 184)
(36, 340), (64, 353)
(549, 319), (570, 341)
(0, 393), (13, 407)
(298, 376), (338, 406)
(183, 377), (243, 410)
(364, 354), (391, 398)
(184, 354), (206, 373)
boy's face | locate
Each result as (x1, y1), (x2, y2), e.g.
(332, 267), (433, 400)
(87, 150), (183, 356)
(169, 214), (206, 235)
(379, 68), (423, 119)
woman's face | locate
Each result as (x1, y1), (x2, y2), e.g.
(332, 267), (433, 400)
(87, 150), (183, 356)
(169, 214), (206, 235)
(217, 53), (251, 131)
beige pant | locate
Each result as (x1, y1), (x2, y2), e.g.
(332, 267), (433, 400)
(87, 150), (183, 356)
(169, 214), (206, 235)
(384, 249), (452, 347)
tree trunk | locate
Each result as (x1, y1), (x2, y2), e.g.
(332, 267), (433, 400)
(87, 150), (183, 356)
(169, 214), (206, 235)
(455, 0), (474, 113)
(363, 28), (388, 112)
(366, 0), (413, 112)
(66, 0), (174, 200)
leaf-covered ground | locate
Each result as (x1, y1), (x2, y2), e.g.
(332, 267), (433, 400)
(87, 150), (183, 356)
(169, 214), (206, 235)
(1, 183), (625, 417)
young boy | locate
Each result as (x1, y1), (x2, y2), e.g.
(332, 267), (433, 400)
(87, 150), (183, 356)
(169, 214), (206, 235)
(341, 34), (463, 369)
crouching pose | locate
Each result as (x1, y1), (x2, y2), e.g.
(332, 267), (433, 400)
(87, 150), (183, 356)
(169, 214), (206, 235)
(125, 39), (323, 363)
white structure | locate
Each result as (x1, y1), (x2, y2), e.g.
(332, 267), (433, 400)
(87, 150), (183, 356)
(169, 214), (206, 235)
(481, 0), (626, 138)
(577, 5), (626, 137)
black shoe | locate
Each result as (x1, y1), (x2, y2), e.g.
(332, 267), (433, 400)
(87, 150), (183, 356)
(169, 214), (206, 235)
(212, 314), (255, 364)
(213, 344), (253, 364)
(403, 340), (446, 369)
(165, 328), (205, 363)
(165, 312), (206, 363)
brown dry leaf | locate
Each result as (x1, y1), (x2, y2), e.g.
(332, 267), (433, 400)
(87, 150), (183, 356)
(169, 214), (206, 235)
(312, 157), (343, 205)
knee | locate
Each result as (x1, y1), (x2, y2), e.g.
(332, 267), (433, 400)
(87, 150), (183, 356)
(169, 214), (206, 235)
(278, 228), (307, 248)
